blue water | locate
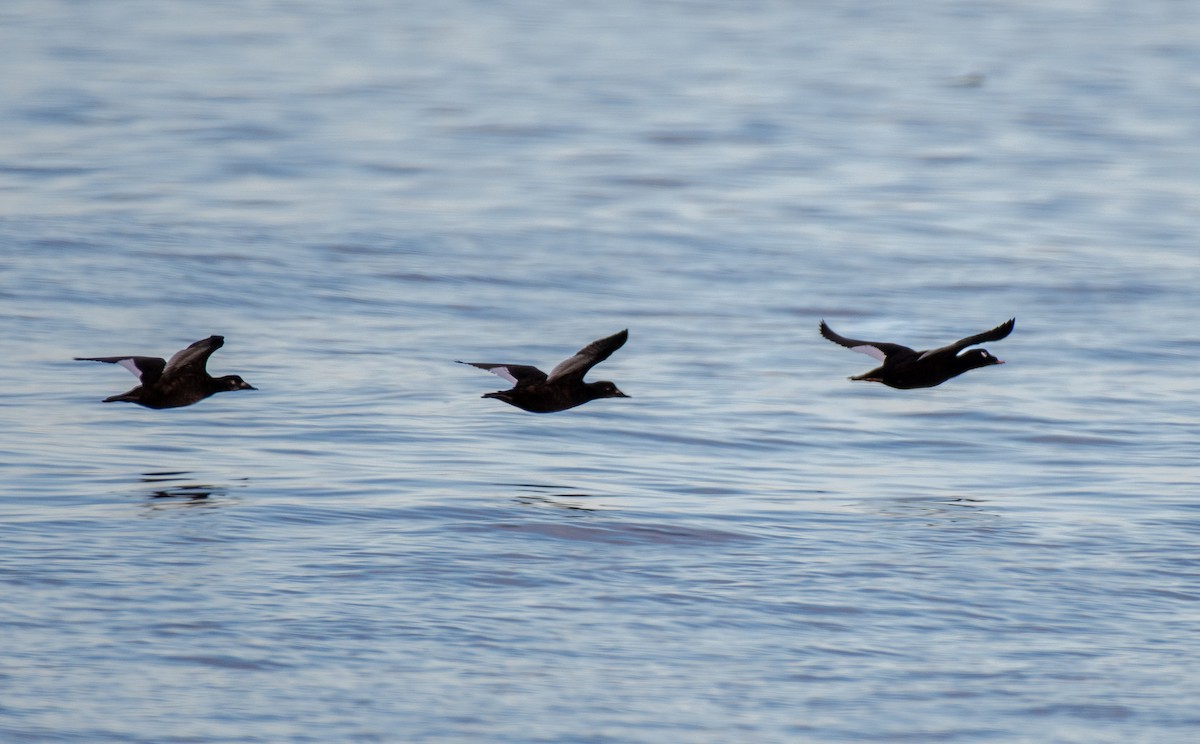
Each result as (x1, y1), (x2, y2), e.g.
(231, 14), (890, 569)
(3, 1), (1200, 741)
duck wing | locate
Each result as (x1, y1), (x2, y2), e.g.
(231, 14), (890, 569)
(74, 355), (167, 385)
(457, 362), (548, 387)
(819, 321), (915, 362)
(547, 329), (628, 383)
(918, 318), (1015, 360)
(163, 335), (225, 376)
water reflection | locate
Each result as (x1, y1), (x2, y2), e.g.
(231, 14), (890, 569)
(134, 471), (245, 506)
(505, 482), (602, 513)
(867, 494), (1000, 524)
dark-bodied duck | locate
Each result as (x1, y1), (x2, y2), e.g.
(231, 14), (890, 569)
(458, 330), (630, 413)
(819, 318), (1014, 389)
(76, 335), (256, 408)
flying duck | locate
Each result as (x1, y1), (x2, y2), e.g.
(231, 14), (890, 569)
(819, 318), (1014, 389)
(458, 330), (630, 412)
(76, 335), (256, 408)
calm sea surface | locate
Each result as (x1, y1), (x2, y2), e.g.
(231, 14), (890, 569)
(3, 1), (1199, 742)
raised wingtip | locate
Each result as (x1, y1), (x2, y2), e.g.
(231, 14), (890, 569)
(600, 329), (629, 349)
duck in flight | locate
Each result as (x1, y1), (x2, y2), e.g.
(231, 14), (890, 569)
(458, 330), (631, 412)
(819, 318), (1014, 389)
(75, 335), (256, 408)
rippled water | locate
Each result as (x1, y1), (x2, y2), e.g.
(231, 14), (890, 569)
(3, 1), (1200, 742)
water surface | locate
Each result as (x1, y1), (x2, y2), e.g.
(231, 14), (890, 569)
(2, 1), (1199, 742)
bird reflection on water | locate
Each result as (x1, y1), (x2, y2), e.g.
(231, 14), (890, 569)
(135, 471), (242, 504)
(507, 483), (602, 513)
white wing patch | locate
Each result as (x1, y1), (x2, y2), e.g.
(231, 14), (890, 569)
(115, 358), (144, 379)
(485, 366), (519, 385)
(850, 344), (887, 362)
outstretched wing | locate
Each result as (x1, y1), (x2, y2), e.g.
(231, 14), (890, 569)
(819, 321), (914, 362)
(547, 329), (628, 382)
(164, 335), (225, 375)
(74, 355), (167, 385)
(918, 318), (1015, 360)
(456, 362), (547, 387)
